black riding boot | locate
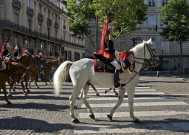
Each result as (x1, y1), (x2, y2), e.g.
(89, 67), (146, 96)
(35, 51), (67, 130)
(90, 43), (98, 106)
(114, 70), (120, 88)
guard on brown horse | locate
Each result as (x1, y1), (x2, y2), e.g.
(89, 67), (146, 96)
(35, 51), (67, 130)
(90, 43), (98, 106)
(12, 45), (21, 62)
(1, 40), (11, 62)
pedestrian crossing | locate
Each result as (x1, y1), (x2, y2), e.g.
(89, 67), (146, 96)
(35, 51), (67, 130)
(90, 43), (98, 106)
(74, 85), (189, 134)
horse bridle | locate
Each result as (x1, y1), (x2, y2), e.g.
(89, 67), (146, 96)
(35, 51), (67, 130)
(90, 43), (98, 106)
(133, 43), (157, 66)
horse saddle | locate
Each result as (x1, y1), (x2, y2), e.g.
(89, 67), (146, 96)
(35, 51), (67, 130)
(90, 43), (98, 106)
(94, 51), (135, 73)
(94, 59), (115, 73)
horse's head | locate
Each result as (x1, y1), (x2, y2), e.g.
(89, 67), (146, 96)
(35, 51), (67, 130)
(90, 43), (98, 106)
(142, 38), (160, 67)
(132, 38), (160, 68)
(19, 54), (32, 66)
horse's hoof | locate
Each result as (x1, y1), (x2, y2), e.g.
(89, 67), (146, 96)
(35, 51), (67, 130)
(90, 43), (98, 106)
(7, 101), (12, 104)
(8, 94), (12, 97)
(24, 93), (27, 96)
(107, 114), (112, 121)
(37, 87), (40, 88)
(133, 118), (140, 123)
(27, 90), (31, 93)
(13, 89), (16, 91)
(105, 90), (107, 94)
(89, 114), (95, 119)
(72, 119), (80, 123)
(96, 93), (100, 96)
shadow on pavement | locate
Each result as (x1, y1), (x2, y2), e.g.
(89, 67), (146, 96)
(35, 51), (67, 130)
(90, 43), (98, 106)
(0, 102), (69, 111)
(75, 118), (189, 133)
(0, 116), (74, 133)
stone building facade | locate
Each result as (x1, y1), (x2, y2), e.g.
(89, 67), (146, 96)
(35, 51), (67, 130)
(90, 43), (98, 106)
(85, 0), (189, 71)
(0, 0), (85, 61)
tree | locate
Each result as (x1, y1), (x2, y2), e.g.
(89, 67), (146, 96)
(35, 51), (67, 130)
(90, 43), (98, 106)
(160, 0), (189, 73)
(67, 0), (147, 47)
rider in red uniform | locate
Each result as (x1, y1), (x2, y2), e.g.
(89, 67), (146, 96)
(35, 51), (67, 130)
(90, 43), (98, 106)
(1, 40), (11, 61)
(12, 45), (20, 61)
(100, 18), (121, 88)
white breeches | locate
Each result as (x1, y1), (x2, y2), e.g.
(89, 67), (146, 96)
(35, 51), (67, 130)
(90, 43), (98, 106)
(110, 60), (121, 70)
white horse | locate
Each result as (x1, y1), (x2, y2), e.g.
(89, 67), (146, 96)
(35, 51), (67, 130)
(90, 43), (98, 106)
(53, 38), (159, 123)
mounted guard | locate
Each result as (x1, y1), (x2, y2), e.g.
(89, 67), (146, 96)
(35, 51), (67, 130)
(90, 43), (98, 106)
(94, 18), (135, 88)
(12, 45), (21, 62)
(1, 40), (11, 62)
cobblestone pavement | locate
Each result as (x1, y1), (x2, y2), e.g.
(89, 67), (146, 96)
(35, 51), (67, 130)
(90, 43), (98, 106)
(0, 75), (189, 135)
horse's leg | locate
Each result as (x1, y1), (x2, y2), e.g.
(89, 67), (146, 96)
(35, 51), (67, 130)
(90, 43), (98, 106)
(77, 89), (83, 99)
(8, 81), (16, 97)
(20, 79), (27, 95)
(24, 77), (30, 93)
(82, 84), (95, 119)
(69, 85), (83, 123)
(90, 84), (99, 96)
(127, 87), (139, 122)
(105, 88), (112, 94)
(29, 80), (32, 88)
(2, 85), (11, 104)
(107, 87), (126, 121)
(112, 88), (118, 96)
(34, 74), (40, 88)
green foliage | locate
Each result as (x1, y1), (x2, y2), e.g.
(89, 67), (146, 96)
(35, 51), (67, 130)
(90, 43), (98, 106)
(160, 0), (189, 44)
(93, 0), (147, 32)
(67, 0), (147, 39)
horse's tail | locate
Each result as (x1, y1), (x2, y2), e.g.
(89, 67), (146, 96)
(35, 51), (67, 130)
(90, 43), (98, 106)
(53, 61), (73, 96)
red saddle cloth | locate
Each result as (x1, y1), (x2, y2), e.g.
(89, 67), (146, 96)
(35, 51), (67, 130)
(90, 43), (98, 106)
(94, 59), (115, 73)
(94, 51), (135, 73)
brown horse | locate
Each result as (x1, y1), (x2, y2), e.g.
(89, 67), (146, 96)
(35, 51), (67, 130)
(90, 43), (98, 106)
(29, 55), (42, 88)
(42, 59), (59, 85)
(8, 54), (31, 96)
(0, 59), (11, 104)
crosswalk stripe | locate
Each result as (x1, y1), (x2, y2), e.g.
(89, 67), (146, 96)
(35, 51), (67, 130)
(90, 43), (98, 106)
(81, 101), (187, 108)
(89, 88), (158, 92)
(78, 110), (189, 118)
(87, 96), (175, 101)
(87, 92), (165, 96)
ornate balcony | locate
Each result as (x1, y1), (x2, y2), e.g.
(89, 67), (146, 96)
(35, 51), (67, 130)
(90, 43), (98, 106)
(54, 21), (59, 30)
(12, 0), (21, 10)
(47, 18), (52, 26)
(27, 7), (34, 17)
(37, 13), (44, 23)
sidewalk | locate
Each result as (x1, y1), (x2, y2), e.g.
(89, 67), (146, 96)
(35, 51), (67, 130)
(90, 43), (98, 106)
(139, 75), (189, 95)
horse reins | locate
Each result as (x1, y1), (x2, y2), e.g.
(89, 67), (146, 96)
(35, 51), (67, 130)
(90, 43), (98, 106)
(120, 43), (156, 88)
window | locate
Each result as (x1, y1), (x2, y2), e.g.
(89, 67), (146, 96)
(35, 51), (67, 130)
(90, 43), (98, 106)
(48, 10), (50, 18)
(28, 0), (32, 8)
(39, 4), (42, 14)
(47, 28), (50, 39)
(14, 12), (19, 24)
(149, 0), (155, 6)
(148, 15), (156, 28)
(38, 24), (42, 33)
(68, 51), (72, 61)
(55, 30), (57, 39)
(28, 19), (32, 29)
(74, 52), (80, 61)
